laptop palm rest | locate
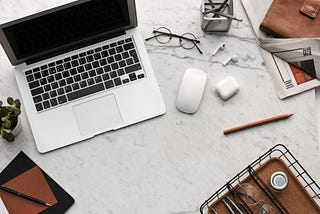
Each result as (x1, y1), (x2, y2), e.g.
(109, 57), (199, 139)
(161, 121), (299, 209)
(73, 95), (123, 136)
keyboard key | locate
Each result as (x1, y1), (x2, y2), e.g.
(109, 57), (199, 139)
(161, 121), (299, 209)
(110, 42), (117, 47)
(124, 43), (134, 50)
(87, 78), (95, 86)
(102, 44), (109, 50)
(55, 73), (62, 80)
(105, 80), (114, 89)
(64, 62), (71, 70)
(103, 65), (111, 72)
(40, 65), (48, 70)
(107, 56), (115, 64)
(116, 46), (123, 53)
(85, 63), (92, 70)
(69, 68), (76, 76)
(74, 74), (81, 82)
(89, 70), (96, 77)
(109, 48), (116, 55)
(123, 78), (129, 84)
(50, 98), (58, 107)
(94, 76), (102, 83)
(92, 61), (99, 68)
(79, 52), (86, 57)
(126, 58), (134, 65)
(125, 38), (132, 43)
(119, 60), (126, 68)
(96, 67), (103, 75)
(66, 77), (74, 84)
(41, 69), (49, 77)
(44, 84), (51, 92)
(80, 80), (87, 88)
(25, 70), (32, 75)
(34, 72), (41, 79)
(57, 88), (65, 95)
(33, 95), (42, 103)
(125, 63), (142, 74)
(51, 82), (59, 89)
(56, 65), (64, 72)
(87, 50), (94, 55)
(101, 51), (108, 58)
(95, 47), (102, 52)
(35, 103), (43, 111)
(99, 58), (107, 66)
(122, 52), (129, 59)
(72, 83), (80, 90)
(43, 100), (51, 109)
(94, 53), (101, 60)
(50, 90), (57, 98)
(40, 78), (47, 85)
(47, 76), (55, 83)
(56, 60), (63, 65)
(81, 72), (89, 79)
(114, 77), (122, 86)
(49, 67), (56, 74)
(102, 73), (110, 81)
(65, 85), (72, 93)
(137, 74), (145, 79)
(67, 83), (105, 101)
(77, 66), (85, 73)
(114, 54), (122, 61)
(33, 67), (40, 72)
(31, 87), (44, 96)
(48, 62), (55, 67)
(58, 95), (67, 104)
(117, 69), (125, 76)
(71, 55), (79, 60)
(117, 40), (125, 45)
(129, 50), (139, 62)
(58, 79), (66, 87)
(29, 80), (40, 89)
(26, 75), (34, 82)
(111, 63), (119, 70)
(71, 60), (79, 67)
(62, 70), (70, 78)
(79, 57), (86, 65)
(63, 57), (71, 62)
(86, 55), (94, 62)
(42, 93), (50, 100)
(110, 71), (117, 78)
(129, 73), (137, 81)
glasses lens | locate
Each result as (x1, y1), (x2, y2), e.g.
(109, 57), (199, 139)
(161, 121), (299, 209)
(179, 33), (197, 49)
(155, 27), (172, 44)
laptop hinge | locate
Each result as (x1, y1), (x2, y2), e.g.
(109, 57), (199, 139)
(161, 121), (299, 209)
(26, 31), (126, 65)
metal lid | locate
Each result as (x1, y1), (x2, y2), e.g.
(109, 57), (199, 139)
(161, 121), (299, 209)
(270, 171), (288, 190)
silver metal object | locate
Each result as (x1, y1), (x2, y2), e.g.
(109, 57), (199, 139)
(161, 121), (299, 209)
(270, 171), (288, 191)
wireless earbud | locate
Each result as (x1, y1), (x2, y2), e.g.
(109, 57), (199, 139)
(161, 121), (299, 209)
(223, 55), (238, 66)
(212, 42), (226, 56)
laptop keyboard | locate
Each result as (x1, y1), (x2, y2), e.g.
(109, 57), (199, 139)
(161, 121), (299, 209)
(24, 37), (145, 112)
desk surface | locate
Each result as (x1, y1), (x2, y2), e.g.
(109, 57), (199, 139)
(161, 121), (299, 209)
(0, 0), (319, 213)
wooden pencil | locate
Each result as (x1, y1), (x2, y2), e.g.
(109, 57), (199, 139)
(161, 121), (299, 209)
(223, 113), (293, 135)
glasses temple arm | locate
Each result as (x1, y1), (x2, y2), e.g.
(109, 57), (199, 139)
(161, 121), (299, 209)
(153, 30), (200, 43)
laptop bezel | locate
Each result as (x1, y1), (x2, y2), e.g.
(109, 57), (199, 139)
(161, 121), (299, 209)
(0, 0), (137, 66)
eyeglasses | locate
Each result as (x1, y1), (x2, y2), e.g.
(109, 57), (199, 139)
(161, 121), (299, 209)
(145, 26), (203, 54)
(233, 183), (273, 214)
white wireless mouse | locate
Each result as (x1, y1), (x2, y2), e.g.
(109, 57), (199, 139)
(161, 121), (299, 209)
(176, 68), (207, 114)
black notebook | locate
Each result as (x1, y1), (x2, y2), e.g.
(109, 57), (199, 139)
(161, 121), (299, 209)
(0, 151), (74, 213)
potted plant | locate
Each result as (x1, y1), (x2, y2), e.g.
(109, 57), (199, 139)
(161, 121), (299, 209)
(0, 97), (21, 142)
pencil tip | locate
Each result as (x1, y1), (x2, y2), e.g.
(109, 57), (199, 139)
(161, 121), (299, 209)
(288, 113), (294, 117)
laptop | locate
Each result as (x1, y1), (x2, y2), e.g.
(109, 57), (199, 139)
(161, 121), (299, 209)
(0, 0), (166, 153)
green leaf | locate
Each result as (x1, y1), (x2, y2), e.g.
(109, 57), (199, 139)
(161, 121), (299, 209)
(7, 97), (14, 105)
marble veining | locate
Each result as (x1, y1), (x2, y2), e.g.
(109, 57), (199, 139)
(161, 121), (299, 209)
(0, 0), (319, 213)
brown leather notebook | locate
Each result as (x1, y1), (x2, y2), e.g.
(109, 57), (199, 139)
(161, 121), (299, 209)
(0, 166), (57, 213)
(260, 0), (320, 38)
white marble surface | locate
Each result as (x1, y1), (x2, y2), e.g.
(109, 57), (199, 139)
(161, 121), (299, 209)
(0, 0), (319, 213)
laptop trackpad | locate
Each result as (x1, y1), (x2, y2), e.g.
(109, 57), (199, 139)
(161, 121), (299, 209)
(73, 95), (123, 136)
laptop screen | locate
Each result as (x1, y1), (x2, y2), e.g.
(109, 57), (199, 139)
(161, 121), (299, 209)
(0, 0), (137, 65)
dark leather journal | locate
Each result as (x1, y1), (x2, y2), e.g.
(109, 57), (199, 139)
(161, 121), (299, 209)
(260, 0), (320, 38)
(0, 152), (74, 213)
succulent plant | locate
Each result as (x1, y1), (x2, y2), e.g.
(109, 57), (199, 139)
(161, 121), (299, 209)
(0, 97), (21, 142)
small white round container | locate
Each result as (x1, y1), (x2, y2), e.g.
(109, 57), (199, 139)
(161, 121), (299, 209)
(270, 171), (288, 191)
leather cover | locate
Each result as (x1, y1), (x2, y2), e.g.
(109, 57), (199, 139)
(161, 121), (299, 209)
(260, 0), (320, 38)
(0, 151), (74, 214)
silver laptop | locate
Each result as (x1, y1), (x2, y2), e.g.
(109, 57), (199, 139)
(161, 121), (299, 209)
(0, 0), (166, 153)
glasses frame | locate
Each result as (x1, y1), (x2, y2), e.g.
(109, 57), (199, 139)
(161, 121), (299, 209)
(145, 27), (203, 54)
